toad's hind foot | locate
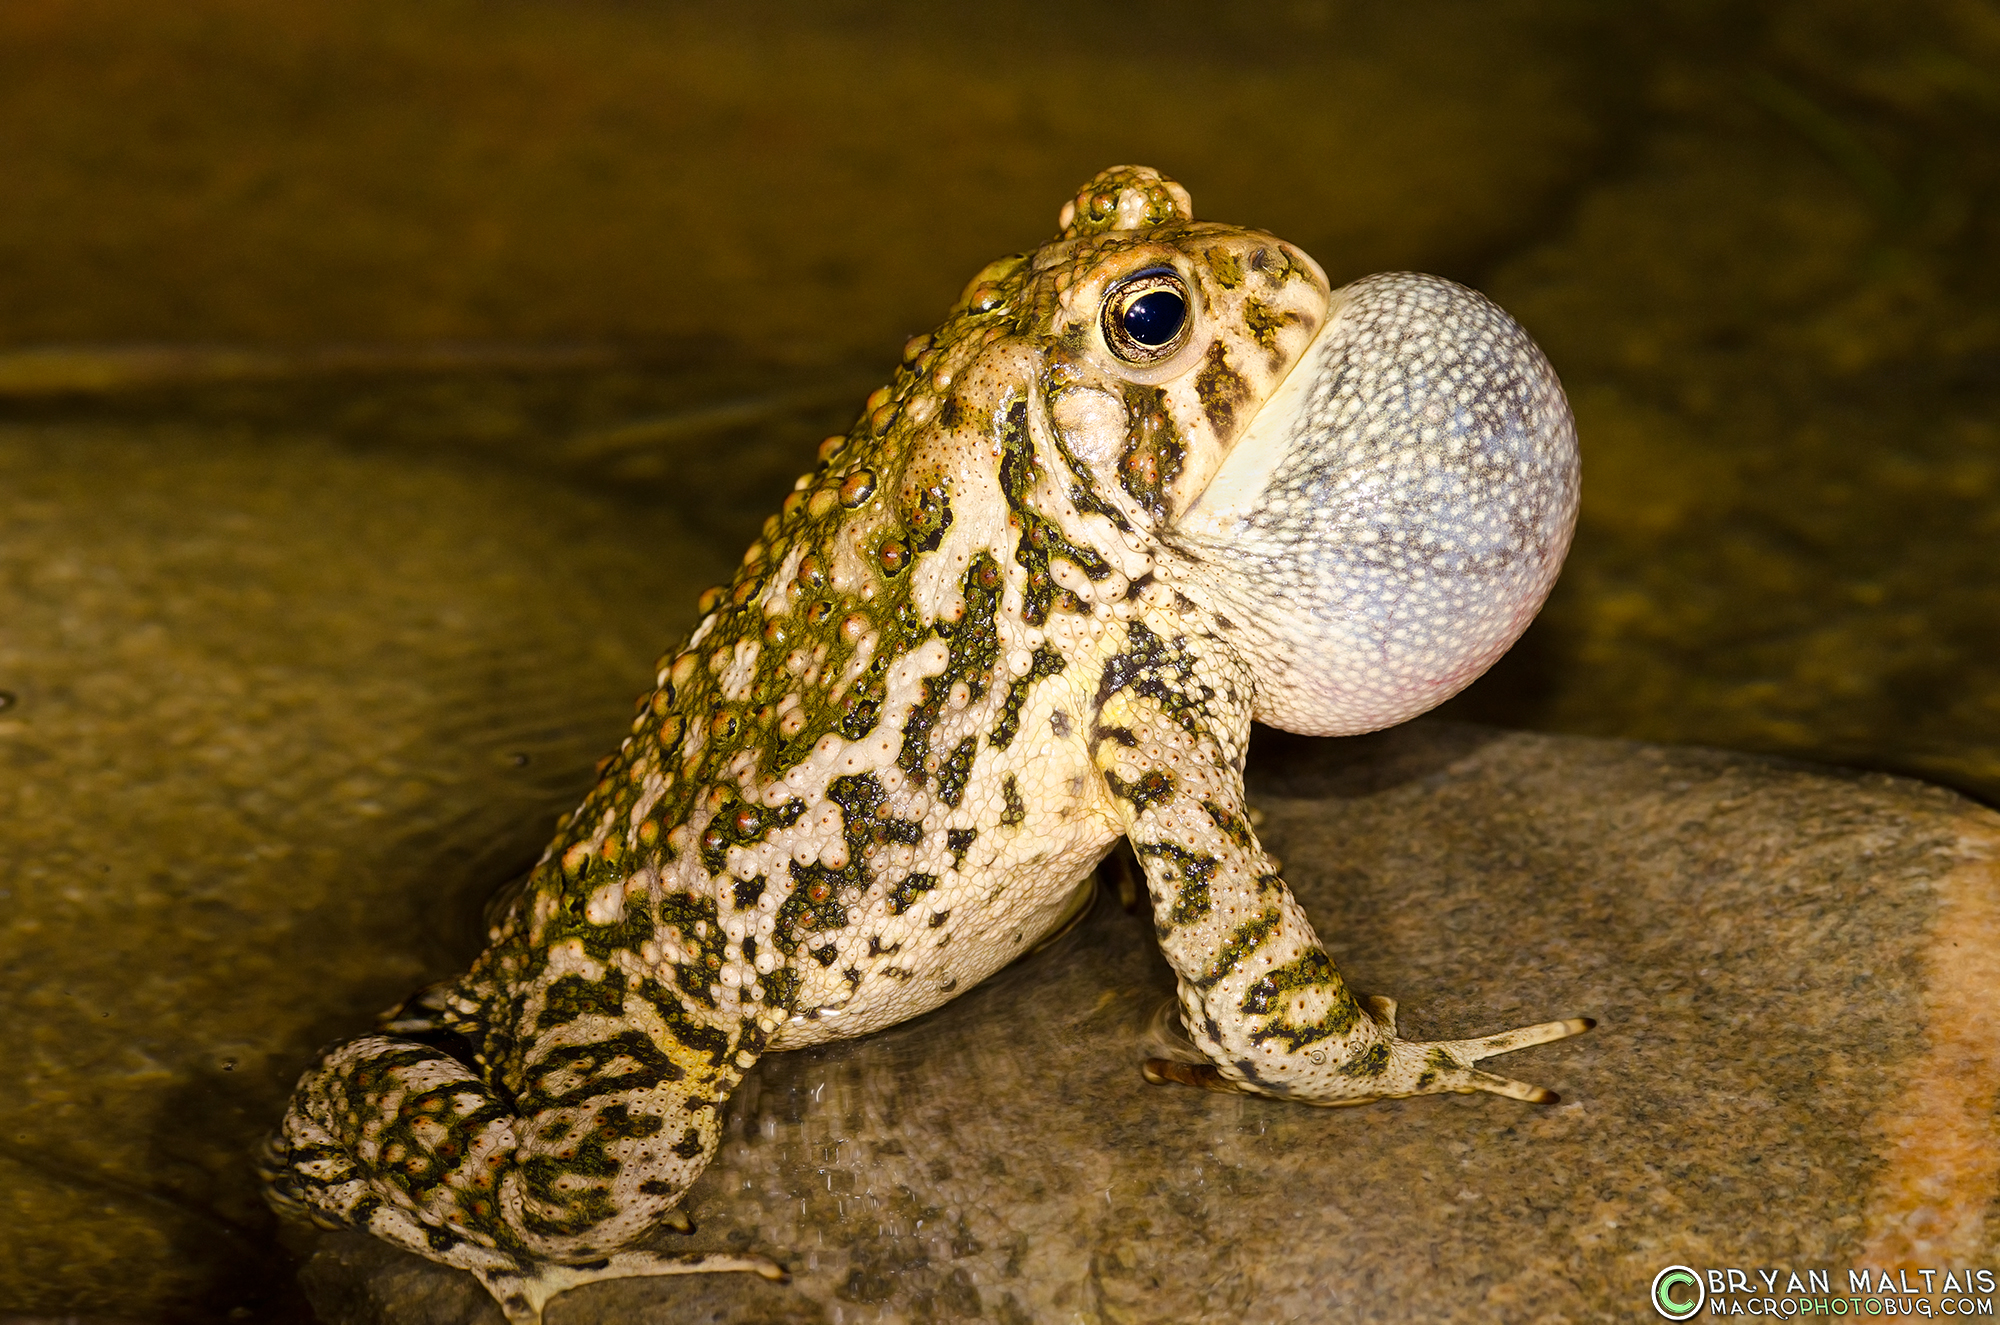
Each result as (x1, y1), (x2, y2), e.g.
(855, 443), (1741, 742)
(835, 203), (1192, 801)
(482, 1251), (789, 1325)
(1140, 1056), (1239, 1093)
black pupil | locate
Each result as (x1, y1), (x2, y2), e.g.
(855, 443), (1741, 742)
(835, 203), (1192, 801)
(1122, 288), (1186, 347)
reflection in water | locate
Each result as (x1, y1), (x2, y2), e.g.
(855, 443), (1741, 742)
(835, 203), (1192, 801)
(1438, 21), (2000, 801)
(0, 1), (1996, 1319)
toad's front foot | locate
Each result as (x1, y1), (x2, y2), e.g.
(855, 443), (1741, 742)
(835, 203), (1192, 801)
(1144, 1000), (1595, 1107)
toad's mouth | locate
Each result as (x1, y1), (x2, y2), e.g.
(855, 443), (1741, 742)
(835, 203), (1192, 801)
(1175, 270), (1579, 738)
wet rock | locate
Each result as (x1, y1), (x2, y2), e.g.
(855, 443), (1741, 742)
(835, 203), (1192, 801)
(297, 723), (2000, 1323)
(0, 425), (731, 1319)
(1441, 2), (2000, 801)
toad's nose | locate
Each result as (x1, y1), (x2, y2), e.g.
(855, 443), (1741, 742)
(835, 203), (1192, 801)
(1175, 271), (1579, 737)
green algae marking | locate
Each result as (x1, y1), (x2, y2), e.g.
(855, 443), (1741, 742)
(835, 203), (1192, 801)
(1239, 947), (1334, 1014)
(1107, 767), (1175, 814)
(1247, 974), (1364, 1053)
(906, 477), (955, 553)
(517, 1098), (665, 1239)
(760, 966), (801, 1010)
(1415, 1045), (1463, 1091)
(749, 509), (937, 783)
(829, 772), (923, 849)
(935, 735), (978, 807)
(633, 976), (732, 1065)
(540, 856), (661, 963)
(1240, 297), (1298, 354)
(775, 867), (850, 955)
(1202, 800), (1256, 851)
(1194, 340), (1249, 439)
(837, 653), (892, 740)
(656, 890), (726, 1008)
(366, 1070), (511, 1212)
(1338, 1038), (1392, 1078)
(700, 796), (807, 876)
(521, 1030), (685, 1109)
(772, 772), (920, 952)
(1210, 249), (1245, 290)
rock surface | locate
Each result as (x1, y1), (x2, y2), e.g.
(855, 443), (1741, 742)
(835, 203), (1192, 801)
(295, 723), (2000, 1324)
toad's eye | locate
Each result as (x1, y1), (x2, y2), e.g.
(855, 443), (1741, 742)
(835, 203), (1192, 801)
(1102, 269), (1191, 365)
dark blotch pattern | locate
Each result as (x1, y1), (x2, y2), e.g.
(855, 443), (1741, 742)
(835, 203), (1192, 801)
(997, 400), (1112, 625)
(1134, 841), (1217, 927)
(887, 873), (939, 916)
(1116, 383), (1187, 522)
(1193, 339), (1249, 439)
(991, 646), (1066, 750)
(1192, 906), (1282, 991)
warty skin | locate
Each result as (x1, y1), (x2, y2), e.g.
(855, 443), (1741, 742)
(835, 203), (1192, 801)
(264, 165), (1588, 1324)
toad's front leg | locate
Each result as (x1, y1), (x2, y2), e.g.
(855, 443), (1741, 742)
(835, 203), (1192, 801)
(1092, 626), (1591, 1106)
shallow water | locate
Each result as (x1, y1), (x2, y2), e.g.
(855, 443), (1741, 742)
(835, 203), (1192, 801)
(1, 1), (1995, 1319)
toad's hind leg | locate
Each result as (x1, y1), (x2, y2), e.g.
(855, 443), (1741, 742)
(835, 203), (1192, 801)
(263, 1034), (783, 1325)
